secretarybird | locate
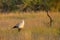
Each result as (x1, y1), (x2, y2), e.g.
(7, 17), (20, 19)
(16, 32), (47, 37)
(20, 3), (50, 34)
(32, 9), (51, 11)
(13, 20), (24, 32)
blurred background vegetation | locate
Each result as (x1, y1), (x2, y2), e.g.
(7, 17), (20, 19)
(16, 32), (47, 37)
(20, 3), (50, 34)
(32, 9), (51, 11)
(0, 0), (60, 12)
(0, 0), (60, 40)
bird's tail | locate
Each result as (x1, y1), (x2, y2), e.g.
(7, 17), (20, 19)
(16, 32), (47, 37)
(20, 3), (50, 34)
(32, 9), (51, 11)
(11, 26), (16, 29)
(13, 26), (17, 28)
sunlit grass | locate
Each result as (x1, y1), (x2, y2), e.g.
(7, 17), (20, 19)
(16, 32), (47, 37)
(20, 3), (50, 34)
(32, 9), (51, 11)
(0, 11), (60, 40)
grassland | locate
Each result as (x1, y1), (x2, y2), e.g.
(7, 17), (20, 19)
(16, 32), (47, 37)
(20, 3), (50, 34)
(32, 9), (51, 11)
(0, 11), (60, 40)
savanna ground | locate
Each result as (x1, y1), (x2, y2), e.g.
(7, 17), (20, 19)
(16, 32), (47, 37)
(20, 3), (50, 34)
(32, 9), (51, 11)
(0, 11), (60, 40)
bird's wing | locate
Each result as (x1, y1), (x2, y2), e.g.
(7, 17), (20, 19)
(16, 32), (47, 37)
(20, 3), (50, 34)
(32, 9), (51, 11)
(15, 23), (19, 27)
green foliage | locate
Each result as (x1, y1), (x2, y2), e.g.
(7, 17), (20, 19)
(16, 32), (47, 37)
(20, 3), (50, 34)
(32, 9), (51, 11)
(0, 0), (60, 12)
(8, 0), (18, 11)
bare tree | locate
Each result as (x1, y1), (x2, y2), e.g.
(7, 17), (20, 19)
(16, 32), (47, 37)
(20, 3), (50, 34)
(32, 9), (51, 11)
(42, 0), (53, 26)
(46, 10), (53, 26)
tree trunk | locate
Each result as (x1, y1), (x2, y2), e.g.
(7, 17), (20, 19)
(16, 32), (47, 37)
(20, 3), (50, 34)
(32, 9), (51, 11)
(46, 11), (53, 26)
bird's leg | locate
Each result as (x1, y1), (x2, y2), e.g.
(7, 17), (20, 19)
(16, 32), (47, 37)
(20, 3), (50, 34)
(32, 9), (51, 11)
(18, 28), (21, 32)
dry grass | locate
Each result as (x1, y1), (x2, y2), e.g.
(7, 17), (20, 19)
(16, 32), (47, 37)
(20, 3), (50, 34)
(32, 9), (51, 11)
(0, 11), (60, 40)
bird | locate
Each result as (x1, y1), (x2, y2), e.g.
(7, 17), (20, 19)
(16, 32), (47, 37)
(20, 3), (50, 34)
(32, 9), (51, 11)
(12, 20), (24, 32)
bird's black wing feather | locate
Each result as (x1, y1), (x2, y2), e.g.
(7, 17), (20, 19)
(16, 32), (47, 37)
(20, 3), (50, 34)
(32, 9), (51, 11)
(13, 26), (18, 28)
(13, 23), (19, 28)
